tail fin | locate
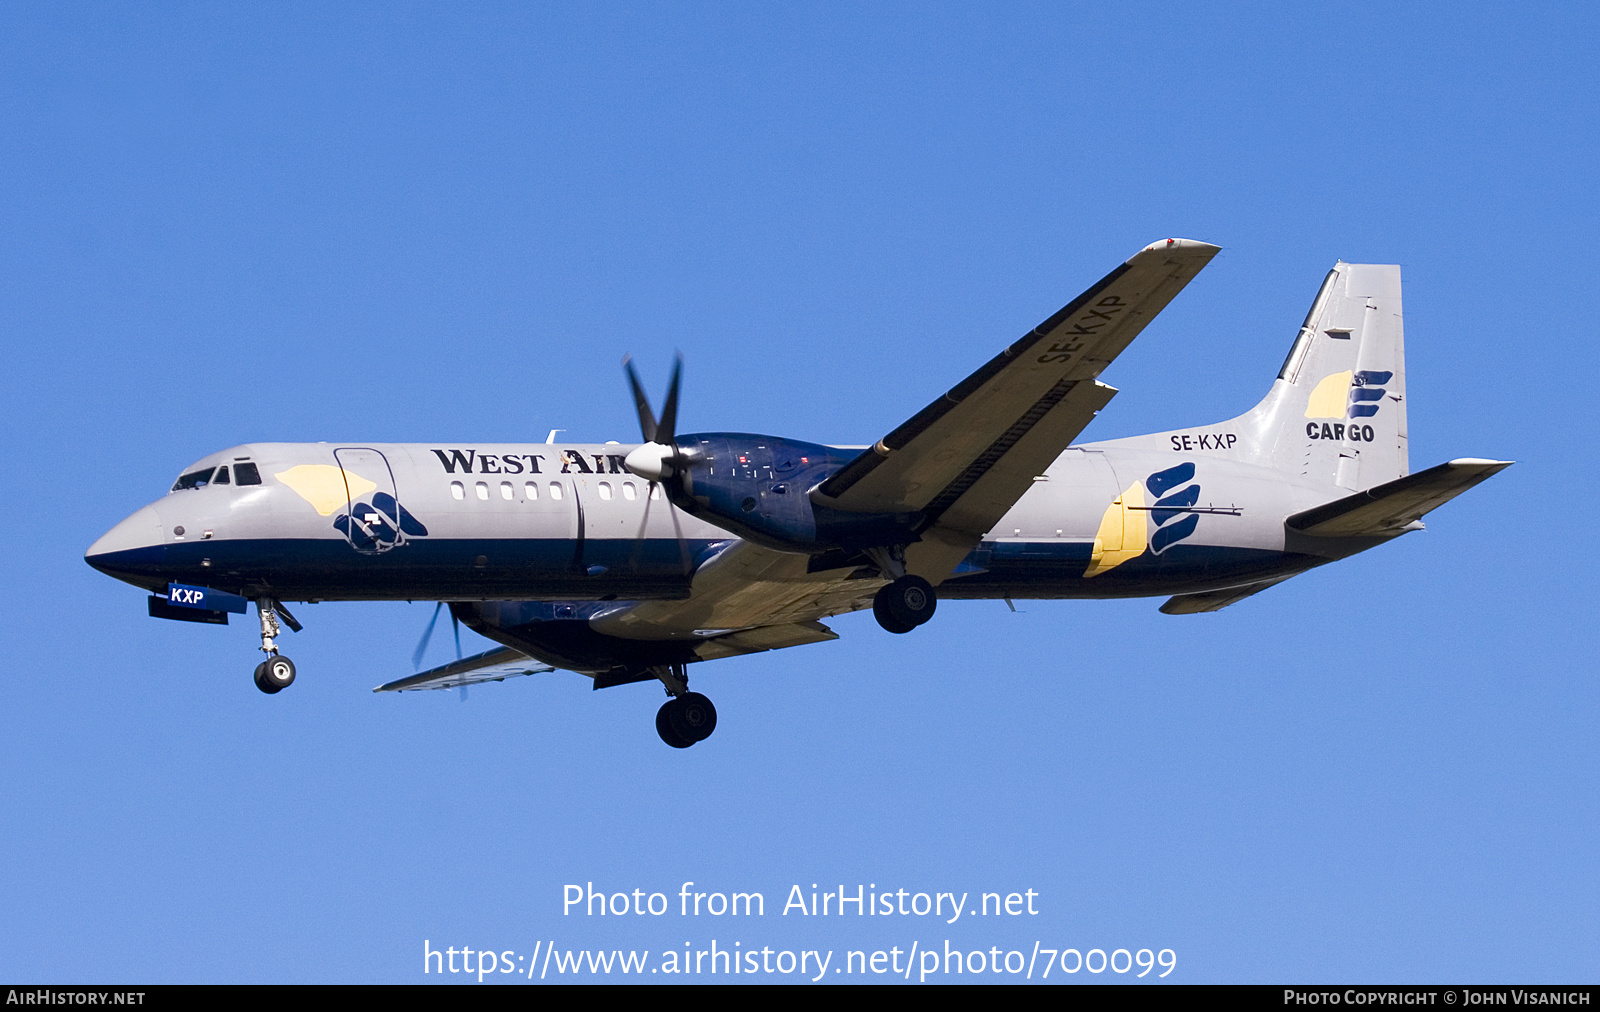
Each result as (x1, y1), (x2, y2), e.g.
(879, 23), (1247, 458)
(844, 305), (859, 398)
(1237, 262), (1408, 488)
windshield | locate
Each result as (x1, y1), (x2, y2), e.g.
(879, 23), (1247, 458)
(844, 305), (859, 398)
(170, 467), (216, 491)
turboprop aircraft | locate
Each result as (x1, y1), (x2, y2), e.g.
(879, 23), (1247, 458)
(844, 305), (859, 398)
(86, 239), (1509, 747)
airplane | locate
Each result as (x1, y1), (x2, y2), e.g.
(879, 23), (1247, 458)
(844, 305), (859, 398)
(86, 239), (1510, 748)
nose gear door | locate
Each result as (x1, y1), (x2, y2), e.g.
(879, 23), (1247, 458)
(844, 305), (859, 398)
(333, 447), (427, 554)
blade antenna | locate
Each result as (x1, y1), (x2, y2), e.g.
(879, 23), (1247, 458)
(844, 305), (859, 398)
(412, 602), (443, 671)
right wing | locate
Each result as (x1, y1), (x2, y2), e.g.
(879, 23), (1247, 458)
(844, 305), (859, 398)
(812, 238), (1219, 579)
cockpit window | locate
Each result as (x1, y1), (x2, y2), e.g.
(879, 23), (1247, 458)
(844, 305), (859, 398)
(234, 462), (262, 485)
(171, 467), (216, 491)
(214, 466), (230, 485)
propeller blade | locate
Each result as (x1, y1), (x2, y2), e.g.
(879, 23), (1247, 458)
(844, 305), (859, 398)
(667, 495), (692, 575)
(412, 602), (443, 670)
(623, 355), (659, 443)
(630, 480), (657, 571)
(451, 609), (462, 660)
(657, 354), (684, 445)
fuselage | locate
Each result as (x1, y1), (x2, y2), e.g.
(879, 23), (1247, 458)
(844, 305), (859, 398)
(86, 436), (1362, 606)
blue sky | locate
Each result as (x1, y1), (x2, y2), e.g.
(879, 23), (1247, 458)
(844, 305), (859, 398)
(2, 3), (1595, 983)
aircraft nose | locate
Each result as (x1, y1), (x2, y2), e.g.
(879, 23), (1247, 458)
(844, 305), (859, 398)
(86, 505), (165, 580)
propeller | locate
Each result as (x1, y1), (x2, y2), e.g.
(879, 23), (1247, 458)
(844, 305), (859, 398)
(623, 354), (685, 482)
(622, 355), (695, 574)
(411, 601), (463, 670)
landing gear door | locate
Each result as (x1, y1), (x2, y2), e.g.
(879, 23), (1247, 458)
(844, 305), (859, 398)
(333, 447), (426, 554)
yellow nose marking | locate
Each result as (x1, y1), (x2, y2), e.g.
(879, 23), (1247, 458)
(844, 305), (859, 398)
(274, 464), (378, 516)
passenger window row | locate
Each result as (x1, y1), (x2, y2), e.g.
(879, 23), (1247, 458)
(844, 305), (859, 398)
(447, 480), (657, 502)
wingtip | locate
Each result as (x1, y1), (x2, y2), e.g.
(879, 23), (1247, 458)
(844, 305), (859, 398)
(1129, 238), (1222, 263)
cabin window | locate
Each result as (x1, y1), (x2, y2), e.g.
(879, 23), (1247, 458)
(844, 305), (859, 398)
(500, 481), (514, 500)
(597, 481), (613, 500)
(524, 481), (538, 500)
(549, 482), (564, 500)
(622, 482), (637, 501)
(450, 481), (464, 500)
(234, 462), (262, 485)
(475, 482), (489, 501)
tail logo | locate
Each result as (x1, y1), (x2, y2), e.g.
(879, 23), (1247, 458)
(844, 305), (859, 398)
(1146, 462), (1201, 555)
(1346, 370), (1392, 418)
(1306, 370), (1393, 420)
(1085, 462), (1200, 577)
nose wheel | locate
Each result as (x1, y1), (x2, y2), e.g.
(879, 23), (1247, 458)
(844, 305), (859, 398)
(254, 655), (297, 694)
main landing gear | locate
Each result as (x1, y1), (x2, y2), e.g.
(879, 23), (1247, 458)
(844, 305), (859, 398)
(873, 574), (937, 634)
(652, 664), (717, 748)
(252, 597), (302, 695)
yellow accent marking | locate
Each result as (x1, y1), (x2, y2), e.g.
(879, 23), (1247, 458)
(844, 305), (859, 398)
(1305, 370), (1353, 419)
(273, 464), (376, 516)
(1084, 481), (1147, 577)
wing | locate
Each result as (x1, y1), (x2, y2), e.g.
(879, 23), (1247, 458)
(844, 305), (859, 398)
(812, 238), (1220, 579)
(593, 242), (1222, 640)
(373, 646), (556, 692)
(588, 540), (868, 650)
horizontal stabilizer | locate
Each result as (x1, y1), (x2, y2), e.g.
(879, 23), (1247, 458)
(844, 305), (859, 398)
(374, 646), (555, 693)
(1160, 578), (1288, 614)
(1286, 458), (1512, 537)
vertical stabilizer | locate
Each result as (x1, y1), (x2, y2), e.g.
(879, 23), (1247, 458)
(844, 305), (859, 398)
(1236, 262), (1408, 488)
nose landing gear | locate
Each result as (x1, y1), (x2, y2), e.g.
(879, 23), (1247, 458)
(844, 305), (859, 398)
(254, 655), (297, 693)
(253, 597), (302, 695)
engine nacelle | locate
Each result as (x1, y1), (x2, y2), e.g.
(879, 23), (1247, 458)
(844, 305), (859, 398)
(668, 433), (919, 554)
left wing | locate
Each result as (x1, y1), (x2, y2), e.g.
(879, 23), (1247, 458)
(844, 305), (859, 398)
(812, 238), (1219, 579)
(374, 646), (555, 693)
